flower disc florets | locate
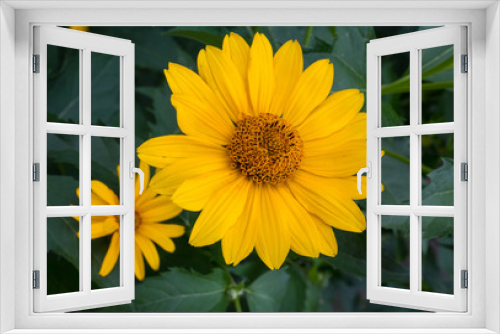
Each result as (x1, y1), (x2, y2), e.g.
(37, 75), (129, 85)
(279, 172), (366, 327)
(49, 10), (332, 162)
(227, 113), (303, 185)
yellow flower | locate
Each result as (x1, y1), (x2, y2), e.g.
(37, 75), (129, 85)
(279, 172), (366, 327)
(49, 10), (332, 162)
(75, 161), (184, 280)
(138, 32), (366, 270)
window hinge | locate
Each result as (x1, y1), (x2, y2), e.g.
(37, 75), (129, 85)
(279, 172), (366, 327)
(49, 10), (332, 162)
(461, 54), (468, 73)
(33, 54), (40, 73)
(33, 163), (40, 182)
(33, 270), (40, 289)
(461, 162), (468, 181)
(461, 270), (468, 289)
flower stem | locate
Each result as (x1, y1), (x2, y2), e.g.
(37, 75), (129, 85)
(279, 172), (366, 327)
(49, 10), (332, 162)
(233, 295), (243, 312)
(304, 27), (313, 46)
(383, 149), (433, 175)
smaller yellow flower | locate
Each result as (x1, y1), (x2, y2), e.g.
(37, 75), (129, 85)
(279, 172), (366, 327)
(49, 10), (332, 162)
(75, 161), (184, 281)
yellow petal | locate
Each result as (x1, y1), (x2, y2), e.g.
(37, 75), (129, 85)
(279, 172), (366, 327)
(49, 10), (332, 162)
(288, 170), (366, 232)
(88, 180), (120, 206)
(302, 112), (366, 157)
(200, 46), (250, 119)
(172, 169), (239, 211)
(149, 224), (185, 238)
(138, 224), (182, 253)
(88, 217), (119, 239)
(275, 185), (319, 258)
(270, 40), (303, 116)
(138, 196), (182, 224)
(198, 49), (238, 121)
(284, 59), (334, 126)
(222, 184), (260, 266)
(99, 232), (120, 277)
(222, 32), (250, 82)
(164, 63), (229, 122)
(172, 94), (234, 146)
(255, 185), (290, 270)
(135, 242), (145, 281)
(332, 176), (367, 200)
(137, 135), (224, 169)
(248, 32), (275, 115)
(135, 160), (151, 200)
(301, 140), (366, 177)
(149, 153), (231, 196)
(310, 215), (338, 257)
(135, 233), (160, 271)
(298, 89), (365, 141)
(189, 176), (251, 247)
(135, 187), (158, 209)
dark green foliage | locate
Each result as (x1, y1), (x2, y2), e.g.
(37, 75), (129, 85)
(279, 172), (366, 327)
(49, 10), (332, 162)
(46, 26), (455, 313)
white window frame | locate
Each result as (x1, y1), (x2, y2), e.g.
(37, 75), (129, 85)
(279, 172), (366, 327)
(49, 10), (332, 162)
(366, 26), (468, 312)
(0, 1), (499, 333)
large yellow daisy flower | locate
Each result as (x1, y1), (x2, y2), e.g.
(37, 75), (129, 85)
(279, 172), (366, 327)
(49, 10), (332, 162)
(75, 161), (184, 280)
(138, 32), (366, 270)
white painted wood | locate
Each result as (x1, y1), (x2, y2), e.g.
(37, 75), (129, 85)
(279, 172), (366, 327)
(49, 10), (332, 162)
(8, 4), (489, 333)
(3, 0), (497, 10)
(46, 123), (130, 138)
(485, 3), (500, 333)
(373, 205), (455, 217)
(366, 26), (468, 312)
(33, 26), (135, 313)
(373, 123), (454, 137)
(0, 2), (17, 333)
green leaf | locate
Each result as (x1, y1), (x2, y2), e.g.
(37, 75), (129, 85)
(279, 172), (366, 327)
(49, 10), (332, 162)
(382, 45), (453, 95)
(47, 175), (79, 207)
(163, 27), (225, 48)
(47, 251), (80, 295)
(279, 267), (307, 312)
(132, 268), (229, 312)
(303, 281), (322, 312)
(422, 158), (454, 206)
(330, 26), (375, 91)
(381, 101), (404, 127)
(90, 52), (121, 127)
(47, 216), (79, 266)
(381, 137), (411, 205)
(47, 45), (80, 124)
(90, 136), (121, 194)
(91, 27), (195, 72)
(137, 86), (180, 139)
(245, 268), (290, 312)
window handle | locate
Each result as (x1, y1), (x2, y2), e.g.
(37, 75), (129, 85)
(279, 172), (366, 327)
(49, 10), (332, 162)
(129, 161), (144, 195)
(357, 162), (371, 195)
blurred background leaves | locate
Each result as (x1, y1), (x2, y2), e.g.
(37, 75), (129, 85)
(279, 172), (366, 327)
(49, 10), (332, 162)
(46, 26), (454, 312)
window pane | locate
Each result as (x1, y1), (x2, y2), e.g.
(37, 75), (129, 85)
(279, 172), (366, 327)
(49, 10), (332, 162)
(381, 52), (410, 127)
(421, 216), (454, 294)
(91, 52), (120, 127)
(47, 217), (80, 295)
(381, 137), (410, 205)
(421, 134), (454, 206)
(381, 215), (410, 290)
(91, 215), (121, 289)
(91, 136), (121, 205)
(47, 45), (80, 124)
(47, 134), (80, 206)
(421, 45), (454, 124)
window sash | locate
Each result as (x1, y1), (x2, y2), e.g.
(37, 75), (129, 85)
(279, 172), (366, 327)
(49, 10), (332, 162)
(32, 25), (135, 313)
(366, 26), (468, 312)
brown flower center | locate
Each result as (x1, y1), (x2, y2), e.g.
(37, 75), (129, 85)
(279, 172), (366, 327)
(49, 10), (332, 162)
(227, 113), (303, 185)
